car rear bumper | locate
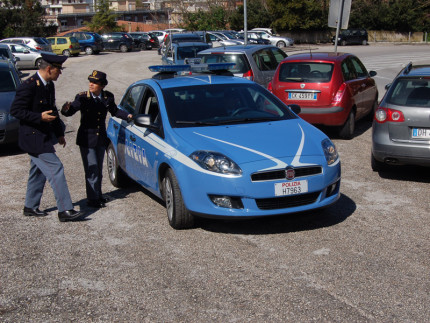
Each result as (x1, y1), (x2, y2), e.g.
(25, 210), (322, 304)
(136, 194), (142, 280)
(298, 106), (348, 126)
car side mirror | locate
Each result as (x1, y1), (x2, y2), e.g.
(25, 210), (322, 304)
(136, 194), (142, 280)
(369, 70), (377, 77)
(134, 114), (158, 130)
(288, 104), (301, 114)
(15, 56), (20, 61)
(385, 83), (391, 90)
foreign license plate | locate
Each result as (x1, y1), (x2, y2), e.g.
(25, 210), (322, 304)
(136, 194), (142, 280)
(412, 128), (430, 139)
(274, 180), (308, 196)
(288, 92), (317, 100)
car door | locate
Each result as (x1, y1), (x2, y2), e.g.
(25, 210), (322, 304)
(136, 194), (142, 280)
(116, 84), (145, 177)
(252, 47), (287, 87)
(9, 44), (33, 68)
(128, 86), (164, 189)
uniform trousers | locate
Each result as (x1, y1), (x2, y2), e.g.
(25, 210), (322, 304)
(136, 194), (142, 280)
(25, 153), (74, 212)
(79, 145), (105, 201)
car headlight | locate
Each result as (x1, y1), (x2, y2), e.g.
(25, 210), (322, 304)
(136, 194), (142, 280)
(190, 151), (242, 175)
(321, 139), (339, 165)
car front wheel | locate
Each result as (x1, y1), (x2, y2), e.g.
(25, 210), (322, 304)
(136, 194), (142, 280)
(339, 110), (355, 139)
(106, 143), (128, 187)
(120, 44), (128, 53)
(276, 41), (286, 48)
(62, 49), (71, 57)
(163, 168), (194, 229)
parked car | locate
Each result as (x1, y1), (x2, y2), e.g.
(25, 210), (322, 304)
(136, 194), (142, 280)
(0, 44), (19, 68)
(332, 29), (368, 46)
(151, 30), (168, 44)
(238, 32), (272, 45)
(46, 36), (80, 57)
(161, 42), (210, 65)
(0, 37), (52, 52)
(197, 44), (287, 88)
(268, 52), (378, 139)
(206, 31), (243, 47)
(106, 64), (341, 229)
(249, 29), (294, 48)
(1, 43), (50, 69)
(158, 33), (202, 56)
(63, 31), (103, 55)
(0, 59), (21, 145)
(371, 62), (430, 170)
(101, 32), (134, 52)
(129, 32), (159, 50)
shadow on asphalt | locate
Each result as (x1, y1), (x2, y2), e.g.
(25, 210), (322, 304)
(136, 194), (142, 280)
(0, 143), (24, 157)
(376, 165), (430, 183)
(197, 193), (355, 235)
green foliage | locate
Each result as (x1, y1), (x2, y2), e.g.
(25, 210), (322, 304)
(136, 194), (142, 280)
(229, 0), (273, 31)
(0, 0), (48, 39)
(85, 0), (120, 33)
(183, 6), (228, 31)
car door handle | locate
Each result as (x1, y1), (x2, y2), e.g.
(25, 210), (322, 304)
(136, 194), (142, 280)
(129, 135), (136, 142)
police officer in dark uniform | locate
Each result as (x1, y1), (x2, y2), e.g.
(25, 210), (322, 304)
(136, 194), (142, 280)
(10, 53), (83, 222)
(61, 70), (132, 208)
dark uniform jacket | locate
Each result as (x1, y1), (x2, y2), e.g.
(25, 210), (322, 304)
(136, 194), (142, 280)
(10, 73), (64, 155)
(62, 90), (129, 148)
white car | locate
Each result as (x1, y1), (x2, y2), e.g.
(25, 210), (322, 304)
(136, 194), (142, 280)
(150, 30), (168, 44)
(207, 32), (243, 47)
(0, 37), (52, 52)
(249, 29), (294, 48)
(1, 42), (49, 69)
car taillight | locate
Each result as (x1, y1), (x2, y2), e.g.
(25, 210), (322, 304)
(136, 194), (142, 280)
(332, 83), (346, 104)
(374, 107), (405, 123)
(150, 39), (155, 43)
(243, 69), (253, 81)
(35, 46), (42, 50)
(69, 45), (73, 49)
(267, 82), (273, 93)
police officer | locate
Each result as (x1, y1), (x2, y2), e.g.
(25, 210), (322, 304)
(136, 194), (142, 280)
(10, 53), (83, 222)
(61, 71), (132, 208)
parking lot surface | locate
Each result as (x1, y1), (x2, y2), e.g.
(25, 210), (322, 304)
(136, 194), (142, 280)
(1, 46), (429, 322)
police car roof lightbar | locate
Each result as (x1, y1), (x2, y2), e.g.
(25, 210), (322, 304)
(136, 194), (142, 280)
(148, 63), (236, 74)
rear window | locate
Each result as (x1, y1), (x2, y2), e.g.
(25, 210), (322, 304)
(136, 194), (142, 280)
(0, 48), (11, 59)
(198, 53), (250, 74)
(177, 45), (210, 60)
(387, 78), (430, 107)
(34, 37), (47, 45)
(278, 62), (334, 83)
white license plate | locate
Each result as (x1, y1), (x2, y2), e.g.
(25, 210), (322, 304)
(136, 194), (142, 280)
(412, 128), (430, 138)
(288, 92), (317, 100)
(274, 180), (308, 196)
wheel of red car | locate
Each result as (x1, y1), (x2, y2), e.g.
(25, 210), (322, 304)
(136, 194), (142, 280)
(339, 110), (355, 139)
(163, 168), (194, 230)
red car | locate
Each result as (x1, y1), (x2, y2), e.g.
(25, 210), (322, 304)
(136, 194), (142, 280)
(268, 52), (378, 139)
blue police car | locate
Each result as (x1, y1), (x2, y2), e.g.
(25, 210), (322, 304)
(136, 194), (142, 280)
(106, 64), (341, 229)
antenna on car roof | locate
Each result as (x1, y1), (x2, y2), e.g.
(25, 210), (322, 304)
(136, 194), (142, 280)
(404, 62), (413, 74)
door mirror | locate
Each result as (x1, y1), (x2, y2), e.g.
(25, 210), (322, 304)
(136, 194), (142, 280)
(288, 104), (301, 115)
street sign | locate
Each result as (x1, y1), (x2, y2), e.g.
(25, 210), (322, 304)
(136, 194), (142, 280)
(328, 0), (352, 29)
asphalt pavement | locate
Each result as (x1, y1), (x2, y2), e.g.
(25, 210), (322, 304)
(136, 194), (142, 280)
(0, 45), (429, 322)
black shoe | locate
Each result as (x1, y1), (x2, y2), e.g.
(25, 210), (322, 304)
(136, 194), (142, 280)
(99, 197), (109, 204)
(58, 209), (83, 222)
(87, 199), (105, 208)
(23, 207), (48, 217)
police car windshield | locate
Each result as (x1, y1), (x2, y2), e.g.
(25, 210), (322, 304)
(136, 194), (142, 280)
(163, 83), (297, 128)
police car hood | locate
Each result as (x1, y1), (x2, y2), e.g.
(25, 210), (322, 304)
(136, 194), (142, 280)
(171, 119), (326, 165)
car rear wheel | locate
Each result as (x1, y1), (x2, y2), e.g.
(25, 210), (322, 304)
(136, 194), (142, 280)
(163, 168), (194, 230)
(362, 40), (368, 45)
(85, 46), (93, 55)
(62, 49), (71, 57)
(35, 58), (42, 69)
(341, 40), (347, 46)
(276, 41), (286, 48)
(339, 110), (355, 139)
(106, 143), (128, 188)
(371, 154), (387, 172)
(120, 44), (128, 53)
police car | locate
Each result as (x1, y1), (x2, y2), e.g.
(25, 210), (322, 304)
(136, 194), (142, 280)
(106, 64), (341, 229)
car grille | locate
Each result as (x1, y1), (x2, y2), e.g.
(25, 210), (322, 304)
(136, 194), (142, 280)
(255, 191), (320, 210)
(251, 166), (322, 182)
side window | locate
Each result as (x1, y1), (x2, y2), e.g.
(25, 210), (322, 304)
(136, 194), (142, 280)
(58, 38), (67, 45)
(349, 57), (368, 78)
(341, 60), (355, 81)
(271, 48), (287, 65)
(253, 49), (273, 71)
(140, 89), (160, 124)
(47, 38), (55, 45)
(120, 85), (145, 114)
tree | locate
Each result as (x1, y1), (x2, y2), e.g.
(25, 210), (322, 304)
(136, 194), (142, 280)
(229, 0), (273, 31)
(0, 0), (47, 39)
(183, 6), (228, 31)
(85, 0), (120, 33)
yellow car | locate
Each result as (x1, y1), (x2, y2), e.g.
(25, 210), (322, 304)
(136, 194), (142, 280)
(46, 36), (80, 57)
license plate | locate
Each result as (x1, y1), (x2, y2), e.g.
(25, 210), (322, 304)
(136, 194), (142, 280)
(275, 180), (308, 196)
(288, 92), (317, 100)
(412, 128), (430, 139)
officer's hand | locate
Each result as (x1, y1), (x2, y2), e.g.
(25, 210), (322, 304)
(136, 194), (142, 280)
(41, 110), (57, 122)
(127, 114), (133, 122)
(58, 136), (66, 147)
(61, 102), (71, 114)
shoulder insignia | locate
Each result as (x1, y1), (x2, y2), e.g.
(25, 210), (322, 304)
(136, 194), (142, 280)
(87, 91), (91, 98)
(36, 80), (40, 86)
(78, 91), (86, 96)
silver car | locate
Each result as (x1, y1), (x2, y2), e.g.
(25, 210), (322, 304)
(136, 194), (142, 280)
(0, 59), (21, 145)
(249, 29), (294, 48)
(371, 62), (430, 170)
(1, 43), (50, 69)
(197, 44), (287, 88)
(0, 37), (52, 52)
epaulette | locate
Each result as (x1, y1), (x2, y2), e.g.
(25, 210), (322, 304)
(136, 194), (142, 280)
(78, 91), (86, 96)
(103, 90), (114, 99)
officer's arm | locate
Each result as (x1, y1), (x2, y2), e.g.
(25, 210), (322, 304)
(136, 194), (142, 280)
(61, 93), (82, 116)
(10, 83), (42, 123)
(107, 95), (130, 121)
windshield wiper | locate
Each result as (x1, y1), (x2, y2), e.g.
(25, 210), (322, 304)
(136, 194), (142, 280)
(217, 117), (283, 124)
(175, 120), (219, 126)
